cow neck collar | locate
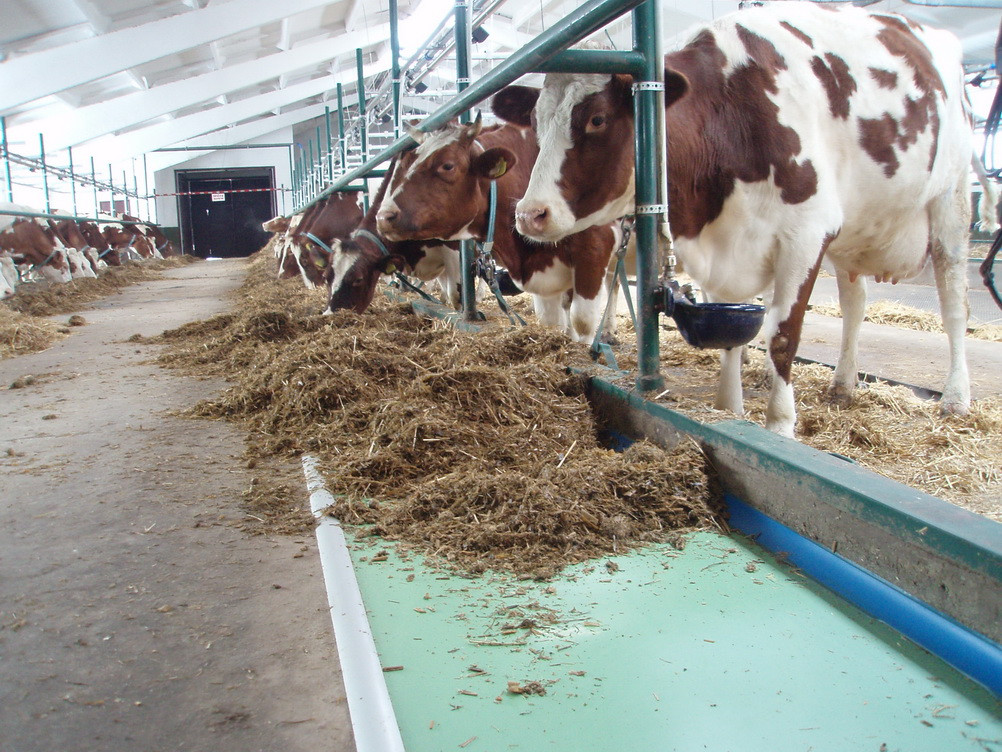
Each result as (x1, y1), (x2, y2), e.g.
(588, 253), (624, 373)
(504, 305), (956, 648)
(304, 232), (335, 256)
(352, 228), (390, 257)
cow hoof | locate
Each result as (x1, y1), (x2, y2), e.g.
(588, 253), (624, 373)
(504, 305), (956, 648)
(825, 385), (853, 408)
(939, 400), (970, 418)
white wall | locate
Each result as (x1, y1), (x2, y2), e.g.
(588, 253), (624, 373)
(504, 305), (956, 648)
(152, 126), (294, 227)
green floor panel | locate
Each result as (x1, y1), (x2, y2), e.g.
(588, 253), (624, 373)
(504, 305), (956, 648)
(347, 532), (1001, 752)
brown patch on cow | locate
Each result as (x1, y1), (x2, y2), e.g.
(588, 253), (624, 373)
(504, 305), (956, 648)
(811, 53), (856, 119)
(780, 22), (813, 48)
(858, 114), (901, 177)
(869, 68), (898, 89)
(664, 31), (817, 238)
(854, 20), (944, 178)
(736, 25), (787, 83)
(770, 237), (834, 382)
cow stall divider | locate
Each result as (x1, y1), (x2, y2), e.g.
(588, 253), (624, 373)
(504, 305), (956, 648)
(292, 1), (1002, 748)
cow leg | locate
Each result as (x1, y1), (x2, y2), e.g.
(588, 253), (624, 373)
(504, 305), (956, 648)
(828, 268), (867, 407)
(715, 348), (745, 415)
(568, 275), (609, 343)
(532, 292), (569, 333)
(762, 235), (834, 437)
(928, 186), (971, 415)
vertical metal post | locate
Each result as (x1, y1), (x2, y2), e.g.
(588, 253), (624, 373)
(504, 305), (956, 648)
(143, 153), (151, 222)
(1, 117), (12, 202)
(108, 164), (115, 216)
(90, 157), (98, 215)
(287, 145), (295, 211)
(68, 146), (78, 215)
(336, 83), (347, 173)
(632, 0), (666, 392)
(123, 170), (130, 215)
(308, 138), (316, 199)
(454, 0), (479, 321)
(325, 105), (334, 183)
(39, 134), (51, 213)
(390, 0), (402, 139)
(356, 48), (370, 212)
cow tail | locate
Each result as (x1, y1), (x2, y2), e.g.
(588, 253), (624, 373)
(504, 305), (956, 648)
(972, 151), (1001, 234)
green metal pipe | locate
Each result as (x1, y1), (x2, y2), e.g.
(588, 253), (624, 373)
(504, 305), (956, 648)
(336, 83), (347, 172)
(0, 208), (164, 226)
(108, 164), (115, 215)
(454, 0), (479, 322)
(632, 0), (665, 393)
(325, 106), (334, 182)
(90, 157), (98, 215)
(68, 146), (78, 216)
(295, 0), (647, 214)
(538, 48), (645, 75)
(308, 137), (316, 198)
(356, 47), (371, 212)
(2, 117), (13, 202)
(390, 0), (402, 139)
(39, 134), (51, 213)
(122, 170), (129, 215)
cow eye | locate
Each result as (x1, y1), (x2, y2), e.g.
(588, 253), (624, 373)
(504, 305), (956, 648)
(587, 114), (606, 132)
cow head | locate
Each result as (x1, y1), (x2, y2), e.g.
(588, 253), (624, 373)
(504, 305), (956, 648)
(1, 219), (72, 283)
(376, 116), (517, 242)
(492, 71), (688, 242)
(0, 255), (16, 299)
(324, 234), (407, 314)
(78, 221), (121, 266)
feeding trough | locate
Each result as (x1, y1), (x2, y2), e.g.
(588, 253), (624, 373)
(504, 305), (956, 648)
(654, 280), (766, 350)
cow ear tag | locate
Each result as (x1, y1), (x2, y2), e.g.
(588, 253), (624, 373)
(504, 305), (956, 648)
(489, 158), (508, 179)
(384, 261), (397, 274)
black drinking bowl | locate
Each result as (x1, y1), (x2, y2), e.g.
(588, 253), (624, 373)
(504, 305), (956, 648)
(670, 298), (766, 350)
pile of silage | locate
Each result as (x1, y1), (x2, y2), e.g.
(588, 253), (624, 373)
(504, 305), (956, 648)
(153, 251), (722, 577)
(6, 256), (200, 317)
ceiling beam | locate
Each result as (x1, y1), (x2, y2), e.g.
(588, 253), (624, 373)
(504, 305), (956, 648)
(9, 26), (391, 153)
(71, 0), (114, 35)
(0, 0), (339, 114)
(84, 57), (392, 162)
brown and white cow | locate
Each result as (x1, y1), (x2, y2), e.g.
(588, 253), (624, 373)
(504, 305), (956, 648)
(48, 213), (101, 277)
(493, 3), (999, 436)
(374, 118), (622, 342)
(0, 205), (73, 284)
(288, 192), (365, 288)
(77, 221), (123, 266)
(323, 160), (466, 314)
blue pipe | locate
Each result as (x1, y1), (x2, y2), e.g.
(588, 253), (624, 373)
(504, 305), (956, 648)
(726, 494), (1002, 697)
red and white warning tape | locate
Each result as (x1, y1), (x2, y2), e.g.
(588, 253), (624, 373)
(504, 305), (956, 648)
(154, 187), (291, 197)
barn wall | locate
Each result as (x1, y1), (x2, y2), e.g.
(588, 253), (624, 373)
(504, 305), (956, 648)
(152, 126), (294, 228)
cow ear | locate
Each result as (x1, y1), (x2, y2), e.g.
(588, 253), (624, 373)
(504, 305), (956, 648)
(377, 254), (406, 275)
(664, 67), (690, 108)
(473, 147), (517, 181)
(492, 85), (539, 127)
(406, 124), (426, 144)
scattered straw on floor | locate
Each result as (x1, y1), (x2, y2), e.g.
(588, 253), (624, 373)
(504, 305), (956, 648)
(811, 299), (1002, 342)
(0, 306), (67, 359)
(153, 250), (722, 577)
(6, 256), (200, 317)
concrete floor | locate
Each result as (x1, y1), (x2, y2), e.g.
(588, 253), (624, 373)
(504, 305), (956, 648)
(0, 259), (355, 752)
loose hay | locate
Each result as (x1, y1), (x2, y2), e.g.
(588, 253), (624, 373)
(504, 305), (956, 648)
(0, 305), (67, 359)
(6, 256), (199, 317)
(153, 251), (722, 576)
(811, 299), (1002, 342)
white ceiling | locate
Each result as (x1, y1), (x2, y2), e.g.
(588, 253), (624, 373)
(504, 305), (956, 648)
(1, 0), (1000, 199)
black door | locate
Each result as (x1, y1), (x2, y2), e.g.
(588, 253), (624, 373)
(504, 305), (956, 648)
(177, 170), (275, 258)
